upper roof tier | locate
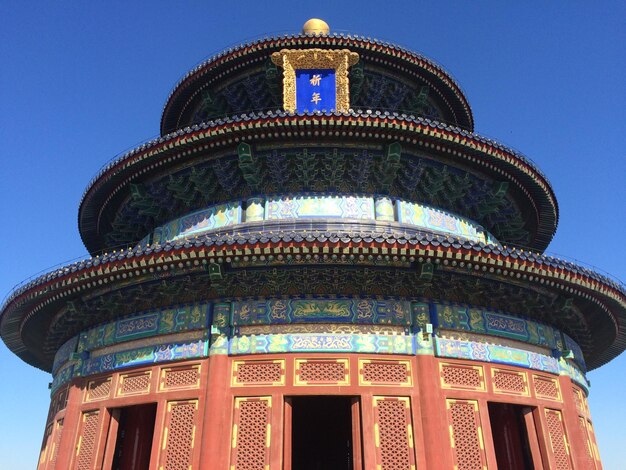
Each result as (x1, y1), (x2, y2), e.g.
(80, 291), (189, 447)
(160, 32), (474, 135)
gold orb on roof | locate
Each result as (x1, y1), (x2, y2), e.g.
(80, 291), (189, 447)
(302, 18), (330, 35)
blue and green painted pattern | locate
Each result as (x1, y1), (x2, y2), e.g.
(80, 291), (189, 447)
(52, 336), (78, 375)
(80, 339), (208, 377)
(77, 303), (211, 353)
(435, 335), (560, 375)
(265, 195), (375, 220)
(49, 296), (587, 394)
(563, 332), (586, 371)
(229, 333), (417, 355)
(51, 363), (75, 392)
(232, 298), (411, 326)
(142, 194), (497, 246)
(152, 202), (242, 244)
(559, 358), (589, 393)
(397, 200), (488, 243)
(433, 303), (562, 351)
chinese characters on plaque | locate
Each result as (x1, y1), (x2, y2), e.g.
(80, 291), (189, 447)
(295, 69), (336, 112)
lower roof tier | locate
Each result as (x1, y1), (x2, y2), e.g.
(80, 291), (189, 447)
(2, 225), (624, 372)
(79, 111), (558, 254)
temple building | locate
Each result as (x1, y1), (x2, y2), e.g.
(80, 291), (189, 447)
(3, 18), (625, 470)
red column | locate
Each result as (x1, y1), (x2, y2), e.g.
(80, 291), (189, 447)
(53, 379), (84, 469)
(415, 355), (455, 470)
(559, 375), (590, 469)
(199, 355), (231, 470)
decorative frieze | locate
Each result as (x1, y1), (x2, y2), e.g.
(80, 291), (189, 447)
(435, 334), (560, 375)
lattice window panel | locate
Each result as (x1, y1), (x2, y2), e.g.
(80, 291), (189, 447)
(160, 364), (201, 391)
(533, 375), (561, 401)
(440, 363), (485, 391)
(49, 419), (64, 470)
(544, 409), (573, 470)
(491, 368), (529, 396)
(360, 359), (412, 386)
(85, 377), (111, 402)
(446, 399), (487, 470)
(160, 400), (198, 470)
(295, 359), (349, 385)
(373, 397), (416, 470)
(38, 423), (53, 470)
(578, 416), (597, 470)
(572, 387), (588, 415)
(47, 386), (69, 423)
(232, 360), (284, 386)
(117, 371), (151, 396)
(586, 420), (602, 466)
(230, 397), (271, 470)
(75, 411), (100, 470)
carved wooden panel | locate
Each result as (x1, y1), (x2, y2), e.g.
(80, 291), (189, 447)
(85, 377), (111, 402)
(586, 420), (602, 469)
(294, 358), (349, 385)
(74, 411), (100, 470)
(578, 416), (598, 470)
(572, 387), (588, 415)
(533, 374), (561, 401)
(230, 397), (271, 470)
(117, 370), (151, 396)
(491, 368), (529, 396)
(47, 386), (69, 424)
(37, 422), (53, 470)
(440, 363), (485, 391)
(47, 419), (64, 470)
(159, 364), (201, 391)
(544, 409), (572, 470)
(359, 359), (412, 386)
(159, 400), (198, 470)
(232, 360), (284, 386)
(373, 396), (416, 470)
(446, 399), (487, 470)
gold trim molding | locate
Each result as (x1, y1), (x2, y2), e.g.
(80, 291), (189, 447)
(271, 48), (359, 113)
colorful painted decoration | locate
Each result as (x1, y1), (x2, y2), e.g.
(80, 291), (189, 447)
(435, 336), (560, 375)
(271, 48), (359, 113)
(397, 200), (487, 243)
(145, 194), (497, 246)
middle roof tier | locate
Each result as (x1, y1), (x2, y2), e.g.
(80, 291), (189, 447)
(79, 111), (558, 255)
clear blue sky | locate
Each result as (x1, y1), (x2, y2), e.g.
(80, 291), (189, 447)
(1, 2), (624, 468)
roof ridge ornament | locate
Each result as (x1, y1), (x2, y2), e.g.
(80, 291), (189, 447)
(302, 18), (330, 35)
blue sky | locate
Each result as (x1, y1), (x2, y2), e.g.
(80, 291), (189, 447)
(1, 2), (624, 468)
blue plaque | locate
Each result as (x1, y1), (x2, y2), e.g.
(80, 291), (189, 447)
(295, 69), (336, 112)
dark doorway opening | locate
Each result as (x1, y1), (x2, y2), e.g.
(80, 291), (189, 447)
(290, 396), (358, 470)
(488, 403), (539, 470)
(109, 403), (157, 470)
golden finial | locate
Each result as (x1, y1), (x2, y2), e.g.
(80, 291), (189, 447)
(302, 18), (330, 35)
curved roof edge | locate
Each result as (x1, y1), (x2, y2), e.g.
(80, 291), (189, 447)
(78, 110), (558, 254)
(159, 32), (475, 134)
(2, 228), (624, 372)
